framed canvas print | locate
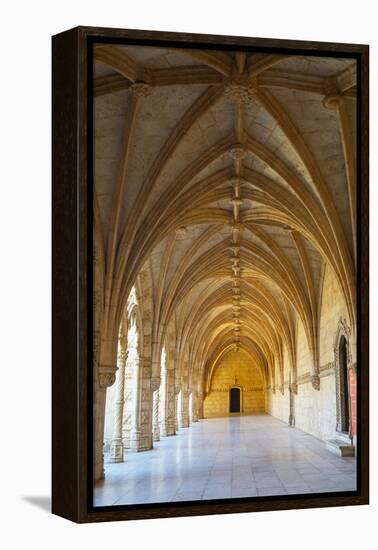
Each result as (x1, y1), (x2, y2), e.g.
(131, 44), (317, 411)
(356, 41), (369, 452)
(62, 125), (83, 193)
(52, 26), (369, 523)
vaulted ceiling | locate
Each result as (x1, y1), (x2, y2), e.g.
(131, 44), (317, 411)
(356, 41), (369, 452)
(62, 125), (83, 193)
(93, 44), (356, 391)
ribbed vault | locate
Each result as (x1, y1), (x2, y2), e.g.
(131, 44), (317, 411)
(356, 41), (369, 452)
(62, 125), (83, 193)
(93, 44), (356, 407)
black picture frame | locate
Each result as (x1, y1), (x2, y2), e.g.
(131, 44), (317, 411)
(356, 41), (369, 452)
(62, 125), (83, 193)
(52, 26), (369, 523)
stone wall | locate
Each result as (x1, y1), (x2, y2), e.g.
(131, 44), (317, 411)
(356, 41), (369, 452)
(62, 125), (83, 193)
(268, 263), (356, 442)
(204, 350), (266, 417)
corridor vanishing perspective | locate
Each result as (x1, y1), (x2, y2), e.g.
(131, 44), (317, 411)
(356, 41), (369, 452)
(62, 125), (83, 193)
(93, 43), (357, 505)
(94, 416), (356, 506)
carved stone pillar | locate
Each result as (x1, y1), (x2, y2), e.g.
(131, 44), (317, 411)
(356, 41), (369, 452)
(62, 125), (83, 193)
(152, 377), (161, 442)
(123, 354), (153, 452)
(179, 389), (190, 428)
(94, 337), (117, 481)
(174, 387), (180, 431)
(138, 359), (154, 451)
(109, 345), (128, 462)
(122, 351), (140, 451)
(160, 359), (176, 436)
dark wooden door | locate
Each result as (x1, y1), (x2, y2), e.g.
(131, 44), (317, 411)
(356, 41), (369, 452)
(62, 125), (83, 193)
(230, 387), (241, 413)
(339, 336), (350, 433)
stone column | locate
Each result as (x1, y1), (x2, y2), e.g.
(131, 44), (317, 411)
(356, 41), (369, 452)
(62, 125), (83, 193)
(122, 351), (140, 451)
(94, 336), (118, 481)
(93, 383), (107, 481)
(190, 390), (199, 422)
(197, 390), (205, 419)
(123, 352), (153, 452)
(109, 345), (128, 462)
(137, 359), (154, 451)
(288, 374), (297, 428)
(160, 358), (176, 436)
(152, 380), (160, 442)
(174, 388), (180, 431)
(179, 389), (190, 428)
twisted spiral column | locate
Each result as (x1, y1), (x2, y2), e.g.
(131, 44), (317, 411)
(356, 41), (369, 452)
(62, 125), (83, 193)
(109, 346), (128, 462)
(152, 389), (160, 441)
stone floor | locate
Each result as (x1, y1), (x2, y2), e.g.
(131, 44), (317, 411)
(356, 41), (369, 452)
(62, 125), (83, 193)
(94, 414), (357, 506)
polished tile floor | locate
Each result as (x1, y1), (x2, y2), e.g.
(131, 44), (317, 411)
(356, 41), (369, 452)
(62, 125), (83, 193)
(94, 414), (356, 506)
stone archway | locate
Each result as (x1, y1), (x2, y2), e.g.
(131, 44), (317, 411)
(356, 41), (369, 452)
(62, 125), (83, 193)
(334, 319), (352, 434)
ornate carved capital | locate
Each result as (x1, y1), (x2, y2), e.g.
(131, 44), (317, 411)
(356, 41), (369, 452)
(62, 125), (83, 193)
(311, 374), (320, 391)
(290, 382), (298, 395)
(98, 365), (117, 388)
(279, 384), (285, 395)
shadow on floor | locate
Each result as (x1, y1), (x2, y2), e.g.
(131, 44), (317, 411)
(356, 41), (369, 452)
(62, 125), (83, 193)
(22, 496), (51, 513)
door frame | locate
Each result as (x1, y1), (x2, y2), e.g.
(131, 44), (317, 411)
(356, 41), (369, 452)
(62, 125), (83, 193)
(229, 386), (243, 414)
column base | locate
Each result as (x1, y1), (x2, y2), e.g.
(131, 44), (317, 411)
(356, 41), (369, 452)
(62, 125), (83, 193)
(179, 416), (190, 428)
(109, 439), (124, 463)
(123, 430), (153, 452)
(160, 420), (176, 436)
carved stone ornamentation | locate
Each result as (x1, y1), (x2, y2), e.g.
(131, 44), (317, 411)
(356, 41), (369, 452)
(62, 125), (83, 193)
(228, 145), (246, 161)
(131, 81), (153, 97)
(150, 376), (161, 392)
(175, 226), (188, 237)
(98, 366), (117, 388)
(311, 374), (320, 391)
(109, 439), (124, 462)
(323, 93), (342, 110)
(224, 74), (257, 104)
(322, 77), (342, 109)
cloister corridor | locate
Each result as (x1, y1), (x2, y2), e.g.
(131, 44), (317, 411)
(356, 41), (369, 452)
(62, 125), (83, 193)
(94, 415), (356, 506)
(92, 44), (358, 505)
